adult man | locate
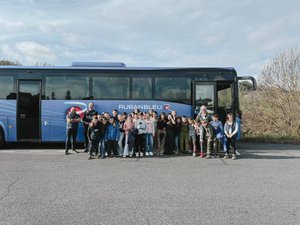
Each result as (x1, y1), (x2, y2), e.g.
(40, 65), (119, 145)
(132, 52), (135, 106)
(82, 102), (98, 152)
(65, 107), (81, 155)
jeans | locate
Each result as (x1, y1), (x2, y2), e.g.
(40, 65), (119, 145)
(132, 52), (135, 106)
(65, 128), (78, 151)
(98, 137), (106, 156)
(226, 137), (236, 155)
(118, 132), (125, 156)
(157, 129), (166, 154)
(174, 135), (179, 153)
(145, 133), (153, 153)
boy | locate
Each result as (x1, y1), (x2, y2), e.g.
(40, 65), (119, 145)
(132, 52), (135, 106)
(210, 114), (227, 158)
(198, 119), (214, 158)
(104, 117), (120, 157)
(87, 117), (101, 160)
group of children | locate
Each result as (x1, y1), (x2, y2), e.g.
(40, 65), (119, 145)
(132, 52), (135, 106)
(67, 103), (240, 160)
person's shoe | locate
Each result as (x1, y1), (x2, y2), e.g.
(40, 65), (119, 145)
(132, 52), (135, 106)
(192, 152), (196, 157)
(136, 153), (140, 157)
(123, 155), (127, 158)
(83, 149), (88, 153)
(97, 155), (100, 159)
(140, 152), (144, 157)
(105, 152), (108, 157)
(88, 155), (92, 160)
(73, 149), (79, 153)
(224, 154), (229, 159)
(101, 156), (105, 159)
(200, 152), (205, 158)
(145, 152), (149, 156)
(232, 154), (237, 160)
(65, 151), (69, 155)
(149, 152), (153, 156)
(129, 154), (133, 157)
(205, 154), (211, 159)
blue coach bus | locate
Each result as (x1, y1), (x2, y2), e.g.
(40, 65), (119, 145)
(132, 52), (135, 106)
(0, 62), (256, 148)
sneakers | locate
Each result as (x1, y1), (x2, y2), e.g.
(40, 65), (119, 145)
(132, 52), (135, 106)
(72, 149), (79, 153)
(224, 154), (229, 159)
(192, 152), (196, 157)
(88, 155), (92, 160)
(205, 154), (211, 159)
(200, 152), (205, 158)
(145, 152), (149, 157)
(149, 152), (153, 156)
(232, 154), (237, 160)
(136, 153), (140, 157)
(140, 152), (144, 157)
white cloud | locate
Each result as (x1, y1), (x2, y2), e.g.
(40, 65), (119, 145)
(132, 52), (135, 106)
(0, 0), (299, 76)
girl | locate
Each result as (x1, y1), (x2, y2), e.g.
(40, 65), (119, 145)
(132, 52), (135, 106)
(224, 113), (238, 160)
(188, 117), (197, 157)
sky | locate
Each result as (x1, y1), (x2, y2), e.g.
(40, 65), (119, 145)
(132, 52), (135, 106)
(0, 0), (299, 76)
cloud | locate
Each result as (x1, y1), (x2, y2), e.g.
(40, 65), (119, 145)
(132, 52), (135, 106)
(0, 41), (57, 65)
(0, 0), (299, 77)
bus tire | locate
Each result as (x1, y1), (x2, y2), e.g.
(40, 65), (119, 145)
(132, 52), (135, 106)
(0, 127), (5, 149)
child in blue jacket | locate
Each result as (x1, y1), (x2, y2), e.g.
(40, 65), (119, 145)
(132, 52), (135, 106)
(104, 117), (120, 157)
(210, 114), (227, 157)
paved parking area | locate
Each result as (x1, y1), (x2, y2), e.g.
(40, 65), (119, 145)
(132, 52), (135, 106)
(0, 143), (299, 225)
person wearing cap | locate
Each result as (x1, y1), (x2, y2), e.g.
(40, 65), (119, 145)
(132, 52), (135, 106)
(65, 107), (81, 155)
(224, 113), (238, 160)
(82, 102), (98, 152)
(198, 118), (214, 158)
(210, 114), (227, 158)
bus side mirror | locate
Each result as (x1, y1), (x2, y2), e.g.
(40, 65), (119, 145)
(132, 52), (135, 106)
(237, 76), (257, 91)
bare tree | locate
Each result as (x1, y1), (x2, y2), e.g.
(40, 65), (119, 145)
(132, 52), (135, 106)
(241, 48), (300, 137)
(0, 60), (22, 66)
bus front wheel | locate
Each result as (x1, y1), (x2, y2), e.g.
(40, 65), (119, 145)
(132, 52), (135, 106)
(0, 128), (5, 149)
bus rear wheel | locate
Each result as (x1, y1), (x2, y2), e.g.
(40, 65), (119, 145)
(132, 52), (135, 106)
(0, 128), (5, 149)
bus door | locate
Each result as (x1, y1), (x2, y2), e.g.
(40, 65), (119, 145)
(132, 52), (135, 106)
(17, 80), (41, 141)
(192, 81), (216, 118)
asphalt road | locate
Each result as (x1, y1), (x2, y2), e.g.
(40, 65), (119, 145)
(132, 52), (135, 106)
(0, 143), (299, 225)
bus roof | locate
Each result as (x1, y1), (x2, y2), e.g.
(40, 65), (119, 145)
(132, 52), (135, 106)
(0, 64), (236, 72)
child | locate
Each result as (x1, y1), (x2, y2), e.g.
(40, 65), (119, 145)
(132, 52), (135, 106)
(135, 112), (147, 157)
(210, 114), (227, 158)
(104, 117), (120, 157)
(180, 116), (189, 154)
(97, 116), (108, 159)
(156, 112), (167, 155)
(224, 113), (238, 160)
(188, 117), (197, 157)
(145, 113), (155, 156)
(123, 115), (135, 157)
(199, 119), (214, 158)
(173, 116), (181, 155)
(87, 117), (101, 160)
